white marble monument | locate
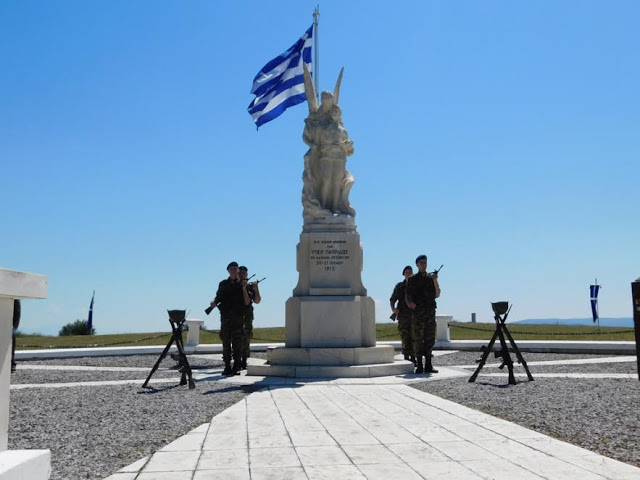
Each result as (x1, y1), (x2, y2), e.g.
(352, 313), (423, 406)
(247, 67), (413, 377)
(0, 268), (51, 479)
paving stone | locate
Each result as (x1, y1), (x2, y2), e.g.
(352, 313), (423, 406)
(103, 474), (137, 480)
(461, 457), (547, 479)
(249, 447), (301, 468)
(510, 455), (610, 480)
(142, 451), (201, 472)
(429, 440), (495, 461)
(305, 464), (367, 480)
(561, 455), (640, 480)
(160, 432), (206, 451)
(287, 429), (337, 447)
(295, 445), (352, 466)
(197, 449), (249, 470)
(137, 472), (194, 480)
(409, 461), (485, 479)
(250, 466), (307, 480)
(386, 442), (449, 463)
(193, 469), (250, 480)
(357, 463), (425, 480)
(203, 432), (248, 450)
(248, 431), (293, 448)
(341, 444), (403, 465)
(328, 427), (381, 445)
(116, 455), (149, 473)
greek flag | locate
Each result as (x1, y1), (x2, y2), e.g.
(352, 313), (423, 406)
(248, 25), (313, 128)
(590, 284), (599, 324)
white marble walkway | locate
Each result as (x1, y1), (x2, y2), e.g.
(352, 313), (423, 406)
(105, 384), (640, 480)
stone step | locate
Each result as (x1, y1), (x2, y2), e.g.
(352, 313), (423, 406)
(246, 360), (414, 378)
(267, 345), (395, 366)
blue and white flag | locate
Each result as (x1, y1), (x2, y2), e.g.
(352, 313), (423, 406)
(589, 284), (599, 324)
(248, 25), (313, 128)
(87, 290), (95, 334)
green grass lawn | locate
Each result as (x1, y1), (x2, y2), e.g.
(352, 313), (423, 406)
(449, 322), (636, 341)
(15, 322), (636, 349)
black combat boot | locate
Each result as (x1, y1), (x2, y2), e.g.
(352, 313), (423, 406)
(241, 356), (247, 370)
(425, 357), (439, 374)
(415, 356), (424, 374)
(410, 355), (416, 366)
(231, 359), (242, 375)
(222, 362), (232, 376)
(403, 353), (410, 361)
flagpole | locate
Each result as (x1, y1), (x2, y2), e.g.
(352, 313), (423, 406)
(313, 5), (320, 103)
(596, 278), (600, 329)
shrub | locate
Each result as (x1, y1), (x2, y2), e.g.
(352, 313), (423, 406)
(59, 319), (96, 336)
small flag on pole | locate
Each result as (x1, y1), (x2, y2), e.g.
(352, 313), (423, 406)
(589, 283), (599, 324)
(248, 25), (313, 128)
(87, 290), (95, 334)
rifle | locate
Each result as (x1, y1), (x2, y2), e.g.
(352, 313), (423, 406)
(205, 275), (266, 315)
(204, 303), (219, 316)
(431, 264), (444, 276)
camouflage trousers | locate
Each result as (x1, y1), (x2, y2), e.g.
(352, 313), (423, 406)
(411, 306), (436, 357)
(242, 312), (254, 360)
(396, 313), (413, 357)
(220, 315), (244, 365)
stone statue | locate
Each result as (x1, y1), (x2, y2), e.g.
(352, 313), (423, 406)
(302, 64), (356, 225)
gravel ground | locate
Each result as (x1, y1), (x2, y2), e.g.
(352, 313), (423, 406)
(511, 362), (638, 374)
(431, 351), (629, 366)
(9, 382), (257, 480)
(430, 351), (639, 374)
(20, 354), (225, 369)
(12, 354), (226, 385)
(10, 369), (181, 385)
(412, 376), (640, 468)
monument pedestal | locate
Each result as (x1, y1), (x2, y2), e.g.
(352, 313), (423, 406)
(247, 227), (413, 378)
(285, 295), (375, 348)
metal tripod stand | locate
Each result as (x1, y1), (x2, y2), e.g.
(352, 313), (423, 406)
(469, 302), (534, 385)
(142, 309), (195, 389)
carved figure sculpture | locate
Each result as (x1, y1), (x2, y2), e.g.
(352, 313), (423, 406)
(302, 64), (356, 224)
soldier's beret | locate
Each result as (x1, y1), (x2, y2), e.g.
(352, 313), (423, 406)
(402, 265), (412, 275)
(415, 255), (427, 265)
(227, 261), (239, 270)
(239, 265), (248, 272)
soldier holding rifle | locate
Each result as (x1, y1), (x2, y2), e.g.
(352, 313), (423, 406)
(238, 266), (262, 370)
(406, 255), (441, 374)
(390, 265), (414, 364)
(210, 262), (247, 376)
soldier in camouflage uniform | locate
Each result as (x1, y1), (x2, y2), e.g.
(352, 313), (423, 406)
(239, 266), (261, 370)
(210, 261), (247, 376)
(406, 254), (441, 374)
(390, 265), (414, 363)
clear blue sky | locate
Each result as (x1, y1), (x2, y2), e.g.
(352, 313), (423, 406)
(2, 1), (638, 335)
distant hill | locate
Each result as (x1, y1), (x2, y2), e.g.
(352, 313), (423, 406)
(512, 317), (633, 328)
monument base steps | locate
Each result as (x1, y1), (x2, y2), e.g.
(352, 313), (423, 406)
(267, 345), (395, 366)
(246, 359), (414, 378)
